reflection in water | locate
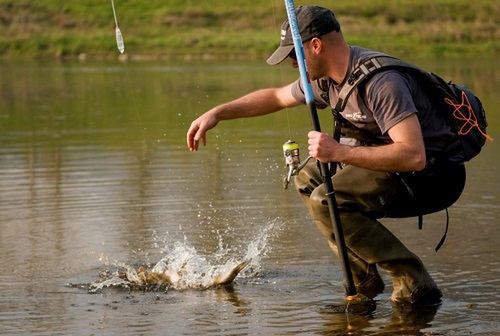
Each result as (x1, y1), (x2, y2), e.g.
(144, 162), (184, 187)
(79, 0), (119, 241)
(318, 300), (439, 335)
(0, 60), (499, 335)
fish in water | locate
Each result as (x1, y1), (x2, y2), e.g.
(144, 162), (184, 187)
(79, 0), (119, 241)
(67, 259), (251, 293)
(114, 259), (252, 290)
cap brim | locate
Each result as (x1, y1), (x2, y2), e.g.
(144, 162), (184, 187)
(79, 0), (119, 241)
(266, 45), (294, 65)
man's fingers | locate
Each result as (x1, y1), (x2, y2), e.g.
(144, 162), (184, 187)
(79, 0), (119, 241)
(187, 126), (207, 151)
(186, 125), (197, 151)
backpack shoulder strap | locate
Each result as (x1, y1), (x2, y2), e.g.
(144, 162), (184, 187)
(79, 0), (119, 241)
(334, 56), (428, 114)
(331, 56), (448, 145)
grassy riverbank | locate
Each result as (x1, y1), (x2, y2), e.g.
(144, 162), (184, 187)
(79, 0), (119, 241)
(0, 0), (498, 61)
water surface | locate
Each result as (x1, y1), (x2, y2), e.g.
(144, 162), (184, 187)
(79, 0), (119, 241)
(0, 58), (499, 335)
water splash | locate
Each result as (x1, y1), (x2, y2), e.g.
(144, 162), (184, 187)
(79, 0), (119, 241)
(242, 218), (282, 273)
(87, 219), (283, 293)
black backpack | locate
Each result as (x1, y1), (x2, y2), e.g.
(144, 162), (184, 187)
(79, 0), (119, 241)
(331, 56), (491, 163)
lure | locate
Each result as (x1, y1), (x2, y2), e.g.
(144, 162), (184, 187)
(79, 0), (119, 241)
(111, 0), (125, 53)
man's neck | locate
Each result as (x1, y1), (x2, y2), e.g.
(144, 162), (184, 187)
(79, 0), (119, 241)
(328, 43), (351, 85)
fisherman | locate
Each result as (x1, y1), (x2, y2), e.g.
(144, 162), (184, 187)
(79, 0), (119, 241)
(186, 5), (466, 305)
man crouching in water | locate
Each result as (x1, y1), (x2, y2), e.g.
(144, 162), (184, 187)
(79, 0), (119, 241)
(186, 5), (465, 305)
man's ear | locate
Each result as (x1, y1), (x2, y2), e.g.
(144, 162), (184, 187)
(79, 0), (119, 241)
(310, 37), (323, 54)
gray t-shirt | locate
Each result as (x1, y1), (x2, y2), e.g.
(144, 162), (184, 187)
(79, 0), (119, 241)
(291, 46), (455, 155)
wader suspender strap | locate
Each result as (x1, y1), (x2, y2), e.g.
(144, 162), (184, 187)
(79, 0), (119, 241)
(332, 55), (450, 252)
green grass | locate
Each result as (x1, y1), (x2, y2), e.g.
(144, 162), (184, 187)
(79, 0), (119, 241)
(0, 0), (498, 60)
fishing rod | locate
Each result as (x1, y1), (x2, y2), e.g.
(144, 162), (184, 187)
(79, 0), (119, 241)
(282, 0), (358, 301)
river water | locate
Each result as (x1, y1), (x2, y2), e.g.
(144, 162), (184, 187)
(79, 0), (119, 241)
(0, 58), (498, 335)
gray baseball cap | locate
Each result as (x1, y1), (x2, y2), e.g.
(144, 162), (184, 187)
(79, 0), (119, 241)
(266, 6), (341, 65)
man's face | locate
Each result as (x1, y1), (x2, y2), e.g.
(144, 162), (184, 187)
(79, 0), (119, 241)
(303, 40), (324, 81)
(288, 40), (324, 81)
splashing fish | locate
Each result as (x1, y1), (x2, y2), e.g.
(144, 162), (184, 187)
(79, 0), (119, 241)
(119, 259), (251, 289)
(76, 258), (252, 293)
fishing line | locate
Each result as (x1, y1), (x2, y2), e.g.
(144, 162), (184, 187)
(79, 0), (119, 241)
(110, 0), (147, 147)
(271, 0), (293, 141)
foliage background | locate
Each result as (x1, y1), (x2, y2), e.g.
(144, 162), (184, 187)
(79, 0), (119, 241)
(0, 0), (498, 60)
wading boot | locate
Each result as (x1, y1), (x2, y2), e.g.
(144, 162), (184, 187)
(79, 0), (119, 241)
(384, 255), (442, 305)
(326, 241), (385, 299)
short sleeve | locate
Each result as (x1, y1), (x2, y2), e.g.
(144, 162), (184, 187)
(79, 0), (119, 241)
(364, 71), (418, 134)
(290, 78), (330, 110)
